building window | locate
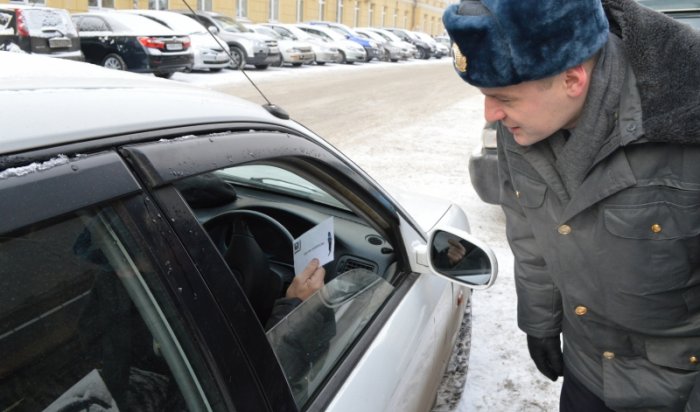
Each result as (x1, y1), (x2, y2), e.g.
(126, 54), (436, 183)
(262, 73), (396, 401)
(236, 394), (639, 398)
(353, 1), (359, 27)
(336, 0), (343, 23)
(89, 0), (115, 8)
(148, 0), (167, 10)
(237, 0), (248, 18)
(319, 0), (325, 20)
(296, 0), (303, 22)
(368, 4), (373, 26)
(197, 0), (212, 11)
(403, 11), (408, 28)
(393, 9), (397, 27)
(269, 0), (279, 21)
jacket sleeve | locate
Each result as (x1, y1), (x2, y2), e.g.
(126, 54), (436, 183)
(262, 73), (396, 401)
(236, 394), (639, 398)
(496, 127), (562, 338)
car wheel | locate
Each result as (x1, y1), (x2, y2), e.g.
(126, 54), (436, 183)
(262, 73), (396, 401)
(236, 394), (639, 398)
(153, 71), (174, 79)
(419, 47), (430, 60)
(210, 68), (222, 72)
(102, 53), (126, 70)
(339, 50), (347, 64)
(229, 47), (246, 70)
(254, 64), (269, 70)
(316, 61), (326, 66)
(292, 62), (302, 67)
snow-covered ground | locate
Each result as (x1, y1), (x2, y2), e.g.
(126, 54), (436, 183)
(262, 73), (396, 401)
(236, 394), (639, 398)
(173, 60), (562, 411)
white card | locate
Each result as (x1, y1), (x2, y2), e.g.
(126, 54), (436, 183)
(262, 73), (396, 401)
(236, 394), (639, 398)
(293, 217), (335, 275)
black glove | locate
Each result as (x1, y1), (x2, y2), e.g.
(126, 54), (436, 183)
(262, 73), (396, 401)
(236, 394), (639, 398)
(527, 335), (563, 381)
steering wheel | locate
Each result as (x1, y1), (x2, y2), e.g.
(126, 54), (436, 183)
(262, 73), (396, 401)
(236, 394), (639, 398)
(203, 210), (295, 322)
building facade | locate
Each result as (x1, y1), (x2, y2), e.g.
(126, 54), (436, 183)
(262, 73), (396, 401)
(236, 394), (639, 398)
(1, 0), (451, 35)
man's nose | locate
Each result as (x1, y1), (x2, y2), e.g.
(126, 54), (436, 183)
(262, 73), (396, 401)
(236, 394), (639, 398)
(484, 97), (505, 122)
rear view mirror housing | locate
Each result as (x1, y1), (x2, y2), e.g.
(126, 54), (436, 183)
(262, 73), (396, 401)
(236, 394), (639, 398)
(428, 228), (497, 290)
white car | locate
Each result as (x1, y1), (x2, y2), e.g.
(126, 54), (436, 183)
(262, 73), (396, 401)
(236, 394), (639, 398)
(247, 24), (315, 67)
(296, 23), (366, 64)
(262, 22), (341, 65)
(120, 9), (230, 72)
(0, 52), (497, 412)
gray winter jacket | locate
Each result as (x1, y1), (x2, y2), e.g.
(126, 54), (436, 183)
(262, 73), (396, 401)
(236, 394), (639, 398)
(497, 0), (700, 410)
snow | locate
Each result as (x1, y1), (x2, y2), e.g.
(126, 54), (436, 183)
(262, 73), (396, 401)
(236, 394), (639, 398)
(0, 154), (69, 179)
(173, 59), (564, 409)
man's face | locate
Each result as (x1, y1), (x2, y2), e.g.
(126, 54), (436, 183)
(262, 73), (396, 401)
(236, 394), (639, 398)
(479, 74), (582, 146)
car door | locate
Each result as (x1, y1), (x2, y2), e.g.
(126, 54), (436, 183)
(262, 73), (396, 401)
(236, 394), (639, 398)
(0, 151), (253, 411)
(120, 125), (477, 411)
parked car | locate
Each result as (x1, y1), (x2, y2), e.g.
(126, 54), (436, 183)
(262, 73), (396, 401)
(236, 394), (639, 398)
(412, 30), (445, 59)
(296, 23), (366, 64)
(364, 27), (416, 60)
(0, 4), (83, 61)
(308, 21), (380, 62)
(246, 24), (315, 67)
(637, 0), (700, 28)
(262, 22), (341, 65)
(0, 51), (496, 412)
(385, 27), (432, 59)
(354, 27), (402, 62)
(72, 11), (192, 78)
(120, 9), (230, 72)
(467, 1), (700, 206)
(177, 10), (279, 70)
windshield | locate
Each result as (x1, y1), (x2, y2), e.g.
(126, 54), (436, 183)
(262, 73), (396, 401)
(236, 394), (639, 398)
(215, 165), (349, 211)
(23, 8), (78, 36)
(140, 12), (206, 34)
(212, 15), (250, 32)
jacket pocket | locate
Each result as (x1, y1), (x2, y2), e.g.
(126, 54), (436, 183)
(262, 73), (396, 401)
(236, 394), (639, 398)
(646, 337), (700, 371)
(511, 174), (547, 209)
(604, 201), (700, 240)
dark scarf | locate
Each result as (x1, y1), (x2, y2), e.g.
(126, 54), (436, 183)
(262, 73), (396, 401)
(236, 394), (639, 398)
(552, 34), (626, 195)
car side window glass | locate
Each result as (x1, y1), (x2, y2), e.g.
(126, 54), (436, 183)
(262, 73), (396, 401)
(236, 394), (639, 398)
(0, 206), (210, 411)
(75, 16), (109, 32)
(174, 165), (397, 408)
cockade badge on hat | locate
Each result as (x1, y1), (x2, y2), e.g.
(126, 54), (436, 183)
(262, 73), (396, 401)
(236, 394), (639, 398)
(452, 43), (467, 73)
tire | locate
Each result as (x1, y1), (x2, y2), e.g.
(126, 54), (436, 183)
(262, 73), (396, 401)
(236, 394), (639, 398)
(254, 64), (269, 70)
(316, 61), (326, 66)
(209, 68), (222, 72)
(229, 47), (246, 70)
(292, 62), (302, 67)
(339, 50), (347, 64)
(102, 53), (126, 70)
(153, 71), (174, 79)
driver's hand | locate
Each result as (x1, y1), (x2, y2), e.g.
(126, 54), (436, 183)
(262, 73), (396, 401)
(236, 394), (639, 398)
(286, 258), (326, 301)
(447, 239), (467, 266)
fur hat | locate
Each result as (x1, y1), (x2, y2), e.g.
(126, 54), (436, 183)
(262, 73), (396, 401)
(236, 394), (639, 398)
(443, 0), (610, 87)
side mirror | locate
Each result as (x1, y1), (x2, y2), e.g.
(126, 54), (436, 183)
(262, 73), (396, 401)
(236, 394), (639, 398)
(208, 25), (219, 34)
(428, 228), (497, 289)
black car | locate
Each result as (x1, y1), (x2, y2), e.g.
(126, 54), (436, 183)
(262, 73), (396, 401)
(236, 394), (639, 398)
(0, 4), (83, 61)
(72, 11), (193, 78)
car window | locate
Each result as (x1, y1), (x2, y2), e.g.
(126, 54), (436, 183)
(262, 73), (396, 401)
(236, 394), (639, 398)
(73, 15), (110, 32)
(0, 205), (211, 411)
(267, 268), (394, 408)
(172, 162), (399, 408)
(22, 8), (78, 37)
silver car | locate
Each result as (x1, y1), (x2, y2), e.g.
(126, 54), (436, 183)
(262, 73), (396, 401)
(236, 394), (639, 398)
(263, 22), (341, 65)
(0, 52), (496, 412)
(296, 23), (366, 64)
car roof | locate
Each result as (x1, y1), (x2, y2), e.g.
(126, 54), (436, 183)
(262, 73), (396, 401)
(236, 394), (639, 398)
(0, 52), (292, 155)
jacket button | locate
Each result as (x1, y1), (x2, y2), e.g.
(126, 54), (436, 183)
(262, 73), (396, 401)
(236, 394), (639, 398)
(603, 351), (615, 360)
(651, 224), (662, 233)
(691, 356), (699, 365)
(575, 306), (588, 316)
(515, 190), (521, 198)
(558, 224), (572, 235)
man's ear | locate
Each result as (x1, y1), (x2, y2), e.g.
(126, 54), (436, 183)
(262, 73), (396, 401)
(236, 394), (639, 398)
(563, 64), (589, 98)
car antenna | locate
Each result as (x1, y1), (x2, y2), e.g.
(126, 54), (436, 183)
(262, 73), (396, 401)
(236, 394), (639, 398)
(181, 0), (290, 120)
